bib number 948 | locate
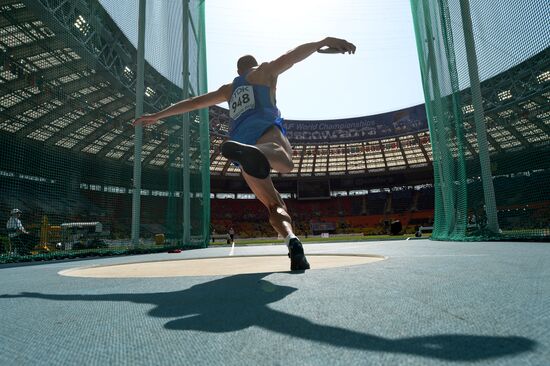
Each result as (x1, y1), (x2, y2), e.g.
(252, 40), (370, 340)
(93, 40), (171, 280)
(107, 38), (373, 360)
(229, 85), (255, 120)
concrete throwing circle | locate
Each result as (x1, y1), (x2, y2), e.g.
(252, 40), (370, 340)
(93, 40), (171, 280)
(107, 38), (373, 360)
(59, 254), (386, 278)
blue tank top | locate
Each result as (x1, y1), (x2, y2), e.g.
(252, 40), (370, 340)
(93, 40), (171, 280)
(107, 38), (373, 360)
(228, 73), (282, 137)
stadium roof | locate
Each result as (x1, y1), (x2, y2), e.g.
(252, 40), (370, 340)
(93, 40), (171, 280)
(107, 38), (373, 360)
(1, 0), (549, 184)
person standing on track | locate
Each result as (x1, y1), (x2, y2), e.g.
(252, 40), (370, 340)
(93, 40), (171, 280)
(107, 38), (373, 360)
(228, 227), (235, 245)
(134, 37), (356, 270)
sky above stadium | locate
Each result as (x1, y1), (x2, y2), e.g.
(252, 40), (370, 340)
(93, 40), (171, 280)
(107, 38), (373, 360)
(205, 0), (425, 120)
(98, 0), (547, 121)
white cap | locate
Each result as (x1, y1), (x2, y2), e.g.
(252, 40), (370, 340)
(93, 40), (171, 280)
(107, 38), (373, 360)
(10, 208), (21, 215)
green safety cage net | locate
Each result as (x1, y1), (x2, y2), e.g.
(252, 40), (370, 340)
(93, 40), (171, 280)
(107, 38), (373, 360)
(133, 0), (210, 248)
(0, 0), (209, 263)
(410, 0), (550, 240)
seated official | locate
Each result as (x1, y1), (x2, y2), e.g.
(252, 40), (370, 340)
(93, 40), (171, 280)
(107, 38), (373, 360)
(6, 209), (36, 255)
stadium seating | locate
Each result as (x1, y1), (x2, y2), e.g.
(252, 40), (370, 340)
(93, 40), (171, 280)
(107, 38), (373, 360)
(7, 176), (548, 239)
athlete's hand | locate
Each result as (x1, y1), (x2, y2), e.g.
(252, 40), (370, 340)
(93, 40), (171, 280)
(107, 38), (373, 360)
(319, 37), (356, 54)
(133, 113), (160, 126)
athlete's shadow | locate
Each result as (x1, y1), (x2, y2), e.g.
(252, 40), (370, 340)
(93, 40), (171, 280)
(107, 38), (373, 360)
(1, 273), (535, 361)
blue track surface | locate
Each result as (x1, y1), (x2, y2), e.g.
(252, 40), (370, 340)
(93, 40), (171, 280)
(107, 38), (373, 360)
(1, 239), (549, 365)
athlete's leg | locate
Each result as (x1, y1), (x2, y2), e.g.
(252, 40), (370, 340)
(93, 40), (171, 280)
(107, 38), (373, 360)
(255, 126), (294, 174)
(241, 170), (293, 237)
(241, 169), (310, 270)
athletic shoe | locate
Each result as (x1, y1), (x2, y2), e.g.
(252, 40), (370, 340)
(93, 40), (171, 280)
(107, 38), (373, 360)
(288, 238), (310, 271)
(221, 140), (271, 179)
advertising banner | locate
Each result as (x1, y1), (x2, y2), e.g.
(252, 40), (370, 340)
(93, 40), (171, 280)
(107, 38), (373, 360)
(284, 104), (427, 143)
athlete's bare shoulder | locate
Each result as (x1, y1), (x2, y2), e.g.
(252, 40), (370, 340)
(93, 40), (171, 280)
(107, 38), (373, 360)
(257, 62), (270, 70)
(245, 63), (273, 86)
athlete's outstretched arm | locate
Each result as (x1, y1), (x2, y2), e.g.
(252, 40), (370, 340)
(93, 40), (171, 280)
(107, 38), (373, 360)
(266, 37), (356, 76)
(133, 84), (232, 126)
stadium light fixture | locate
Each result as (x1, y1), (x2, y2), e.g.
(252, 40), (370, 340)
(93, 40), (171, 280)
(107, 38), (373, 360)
(145, 86), (155, 98)
(462, 104), (474, 114)
(497, 90), (512, 101)
(74, 15), (89, 35)
(497, 109), (514, 118)
(536, 70), (549, 84)
(123, 66), (134, 79)
(521, 101), (539, 111)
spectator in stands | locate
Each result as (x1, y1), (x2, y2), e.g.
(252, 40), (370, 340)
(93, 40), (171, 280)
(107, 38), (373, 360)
(134, 37), (356, 270)
(6, 208), (35, 255)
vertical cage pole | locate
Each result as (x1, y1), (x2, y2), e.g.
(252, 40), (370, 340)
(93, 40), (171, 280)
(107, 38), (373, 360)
(459, 0), (499, 234)
(182, 0), (191, 244)
(131, 0), (146, 246)
(198, 0), (211, 247)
